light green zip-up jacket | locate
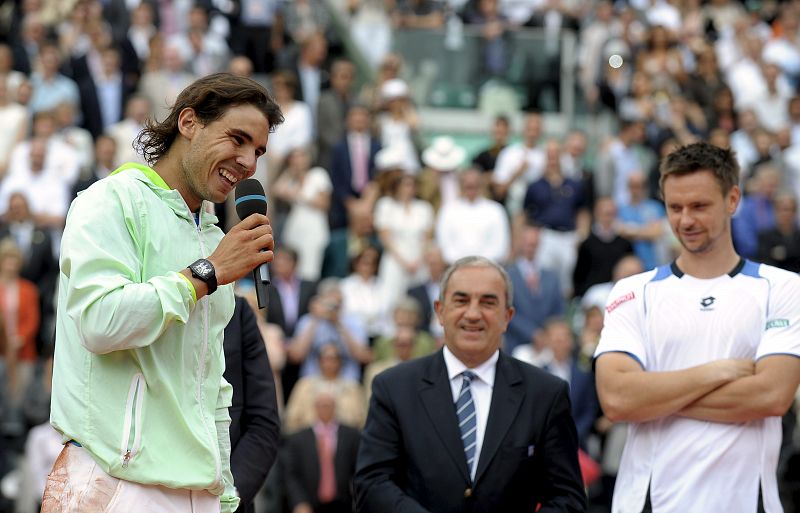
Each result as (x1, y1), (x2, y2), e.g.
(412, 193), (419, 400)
(50, 163), (239, 512)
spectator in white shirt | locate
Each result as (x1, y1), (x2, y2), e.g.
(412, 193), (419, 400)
(436, 167), (510, 264)
(0, 136), (71, 231)
(7, 111), (81, 191)
(107, 94), (152, 166)
(167, 6), (230, 77)
(492, 112), (545, 215)
(749, 62), (792, 134)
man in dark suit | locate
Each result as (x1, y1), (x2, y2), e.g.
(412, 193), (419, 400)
(223, 295), (281, 513)
(0, 191), (58, 354)
(316, 59), (355, 171)
(504, 222), (565, 353)
(328, 104), (380, 231)
(407, 244), (447, 338)
(291, 31), (329, 110)
(74, 46), (137, 139)
(266, 247), (317, 338)
(540, 318), (599, 448)
(354, 256), (586, 512)
(284, 388), (361, 513)
(266, 247), (317, 398)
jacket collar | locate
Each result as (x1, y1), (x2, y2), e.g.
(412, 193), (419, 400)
(109, 162), (219, 226)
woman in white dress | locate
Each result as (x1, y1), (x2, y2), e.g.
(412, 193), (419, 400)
(374, 172), (433, 309)
(272, 147), (331, 281)
(376, 79), (422, 173)
(265, 70), (313, 184)
(340, 245), (387, 343)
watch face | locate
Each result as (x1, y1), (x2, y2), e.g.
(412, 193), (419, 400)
(190, 259), (217, 294)
(195, 260), (213, 276)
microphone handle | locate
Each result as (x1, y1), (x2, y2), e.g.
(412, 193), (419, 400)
(253, 263), (269, 309)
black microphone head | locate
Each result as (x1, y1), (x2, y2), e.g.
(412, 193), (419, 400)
(235, 179), (267, 219)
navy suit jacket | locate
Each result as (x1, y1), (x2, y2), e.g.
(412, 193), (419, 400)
(354, 350), (586, 513)
(407, 283), (434, 335)
(505, 264), (565, 352)
(544, 360), (599, 448)
(328, 134), (380, 230)
(223, 296), (281, 513)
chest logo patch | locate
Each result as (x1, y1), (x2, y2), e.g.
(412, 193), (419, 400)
(606, 291), (635, 313)
(766, 319), (790, 330)
(700, 296), (716, 310)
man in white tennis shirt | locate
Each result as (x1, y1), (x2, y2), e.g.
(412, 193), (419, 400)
(595, 142), (800, 513)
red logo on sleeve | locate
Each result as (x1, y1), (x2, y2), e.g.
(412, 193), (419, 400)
(606, 291), (635, 313)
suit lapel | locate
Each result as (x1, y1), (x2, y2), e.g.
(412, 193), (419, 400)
(303, 429), (322, 487)
(342, 137), (354, 183)
(474, 352), (524, 485)
(419, 352), (472, 484)
(509, 265), (538, 307)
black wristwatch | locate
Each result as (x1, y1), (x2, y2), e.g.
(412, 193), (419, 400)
(188, 258), (217, 295)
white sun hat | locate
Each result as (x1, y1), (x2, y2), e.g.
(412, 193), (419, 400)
(422, 136), (466, 171)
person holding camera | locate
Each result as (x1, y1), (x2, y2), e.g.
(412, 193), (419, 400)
(286, 277), (373, 383)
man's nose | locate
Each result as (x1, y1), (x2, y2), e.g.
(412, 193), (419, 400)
(237, 152), (257, 176)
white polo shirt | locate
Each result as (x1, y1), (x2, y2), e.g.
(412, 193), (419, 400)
(595, 259), (800, 513)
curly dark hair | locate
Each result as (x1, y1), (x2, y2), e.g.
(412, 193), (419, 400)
(135, 73), (283, 166)
(659, 141), (740, 195)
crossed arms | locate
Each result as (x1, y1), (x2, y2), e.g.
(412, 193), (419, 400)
(595, 352), (800, 423)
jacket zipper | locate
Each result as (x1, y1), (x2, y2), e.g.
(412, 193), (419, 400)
(121, 373), (144, 468)
(195, 210), (222, 485)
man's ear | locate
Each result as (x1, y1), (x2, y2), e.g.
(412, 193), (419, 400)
(727, 184), (741, 216)
(177, 108), (198, 139)
(434, 300), (444, 327)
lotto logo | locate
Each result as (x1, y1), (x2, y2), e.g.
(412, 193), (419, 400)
(766, 319), (790, 330)
(606, 291), (635, 313)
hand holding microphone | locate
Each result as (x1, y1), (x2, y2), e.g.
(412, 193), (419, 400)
(205, 180), (273, 307)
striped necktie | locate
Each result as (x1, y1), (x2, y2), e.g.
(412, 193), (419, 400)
(456, 370), (477, 479)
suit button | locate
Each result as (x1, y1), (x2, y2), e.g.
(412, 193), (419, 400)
(464, 488), (472, 498)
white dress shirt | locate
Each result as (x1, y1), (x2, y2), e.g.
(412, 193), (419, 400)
(443, 346), (498, 480)
(492, 143), (545, 215)
(435, 197), (510, 264)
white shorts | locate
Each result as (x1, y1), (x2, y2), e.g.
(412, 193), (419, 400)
(41, 443), (221, 513)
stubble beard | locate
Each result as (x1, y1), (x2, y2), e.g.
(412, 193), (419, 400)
(180, 148), (211, 206)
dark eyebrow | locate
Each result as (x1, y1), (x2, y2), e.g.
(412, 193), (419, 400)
(227, 128), (266, 156)
(451, 291), (501, 302)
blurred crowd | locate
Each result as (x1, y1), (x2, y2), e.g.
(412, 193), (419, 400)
(0, 0), (799, 511)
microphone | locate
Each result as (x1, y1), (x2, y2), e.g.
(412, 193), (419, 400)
(235, 179), (270, 309)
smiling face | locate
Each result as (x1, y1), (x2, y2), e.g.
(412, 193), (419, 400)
(435, 265), (514, 368)
(663, 169), (739, 256)
(178, 104), (268, 211)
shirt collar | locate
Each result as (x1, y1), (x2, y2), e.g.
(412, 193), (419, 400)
(443, 345), (498, 388)
(516, 257), (538, 274)
(313, 421), (338, 436)
(275, 275), (299, 288)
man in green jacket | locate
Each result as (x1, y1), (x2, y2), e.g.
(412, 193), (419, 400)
(43, 73), (283, 513)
